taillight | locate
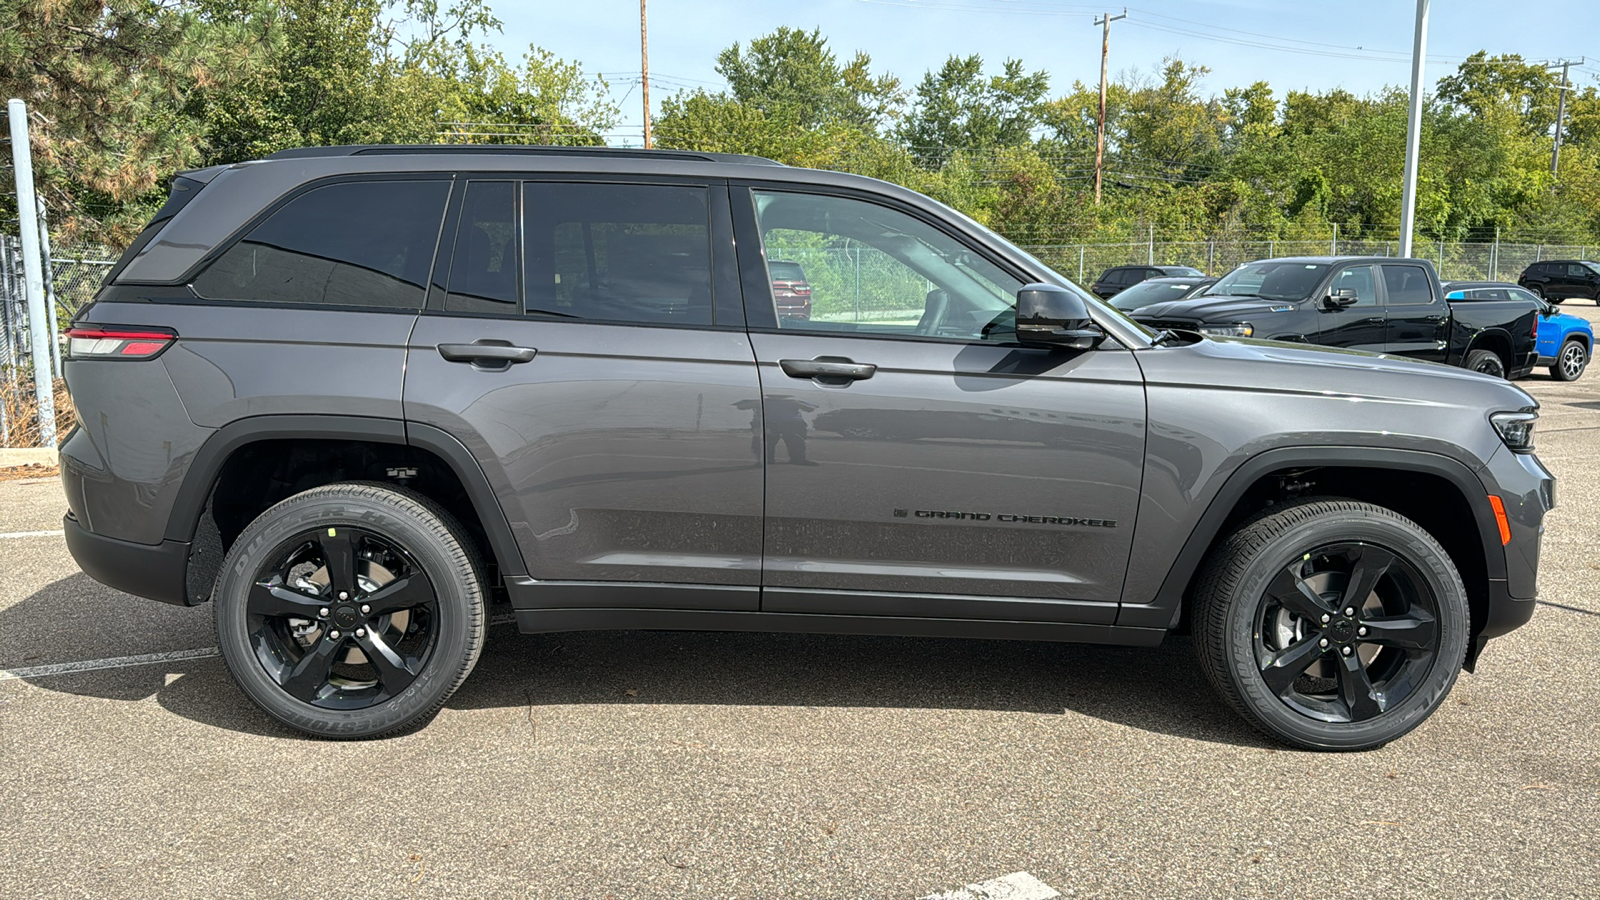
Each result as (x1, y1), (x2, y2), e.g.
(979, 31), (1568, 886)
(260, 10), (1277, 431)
(66, 325), (177, 359)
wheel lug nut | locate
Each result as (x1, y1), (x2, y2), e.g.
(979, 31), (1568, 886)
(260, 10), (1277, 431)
(1320, 614), (1330, 624)
(1343, 607), (1355, 617)
(329, 630), (341, 640)
(1319, 638), (1329, 648)
(319, 607), (329, 618)
(1358, 626), (1368, 637)
(1342, 646), (1353, 656)
(338, 591), (349, 600)
(356, 627), (366, 637)
(360, 604), (370, 614)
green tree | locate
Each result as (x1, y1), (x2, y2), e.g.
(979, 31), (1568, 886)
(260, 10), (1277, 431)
(899, 55), (1049, 164)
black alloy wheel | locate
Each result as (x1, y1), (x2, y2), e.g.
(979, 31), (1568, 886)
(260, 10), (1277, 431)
(247, 526), (437, 709)
(1193, 499), (1468, 750)
(1254, 543), (1439, 724)
(1465, 348), (1506, 378)
(215, 482), (485, 738)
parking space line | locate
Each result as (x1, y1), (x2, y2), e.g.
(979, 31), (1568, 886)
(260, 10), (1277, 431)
(0, 529), (64, 539)
(921, 872), (1060, 900)
(0, 614), (520, 682)
(0, 647), (220, 681)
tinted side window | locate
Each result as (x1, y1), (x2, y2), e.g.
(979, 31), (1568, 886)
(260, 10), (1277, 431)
(1381, 264), (1434, 305)
(1569, 263), (1592, 278)
(445, 181), (519, 313)
(1330, 265), (1378, 307)
(523, 183), (713, 326)
(194, 180), (449, 308)
(1508, 287), (1541, 304)
(749, 189), (1025, 341)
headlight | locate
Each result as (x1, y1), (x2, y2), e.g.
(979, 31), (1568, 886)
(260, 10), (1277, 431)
(1490, 410), (1537, 452)
(1198, 323), (1254, 338)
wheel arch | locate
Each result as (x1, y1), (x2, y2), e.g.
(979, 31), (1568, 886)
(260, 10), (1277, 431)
(1465, 329), (1513, 369)
(1122, 447), (1504, 637)
(167, 415), (525, 604)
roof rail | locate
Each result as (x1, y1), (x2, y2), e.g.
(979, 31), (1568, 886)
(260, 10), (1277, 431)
(263, 144), (784, 166)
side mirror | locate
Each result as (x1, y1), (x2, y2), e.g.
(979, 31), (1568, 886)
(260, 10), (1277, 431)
(1323, 288), (1359, 309)
(1016, 283), (1104, 350)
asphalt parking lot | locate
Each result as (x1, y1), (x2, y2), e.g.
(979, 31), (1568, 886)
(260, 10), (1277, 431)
(3, 314), (1599, 899)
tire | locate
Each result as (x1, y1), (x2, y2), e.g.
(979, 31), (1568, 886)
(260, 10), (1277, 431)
(1550, 338), (1588, 382)
(214, 482), (486, 739)
(1464, 348), (1506, 378)
(1192, 499), (1468, 751)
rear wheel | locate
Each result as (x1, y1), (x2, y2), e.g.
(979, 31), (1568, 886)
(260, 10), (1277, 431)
(1193, 500), (1468, 751)
(1464, 348), (1506, 378)
(214, 482), (486, 738)
(1551, 338), (1588, 381)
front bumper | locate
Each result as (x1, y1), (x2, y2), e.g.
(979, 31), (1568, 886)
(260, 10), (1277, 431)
(1477, 446), (1555, 639)
(63, 512), (191, 606)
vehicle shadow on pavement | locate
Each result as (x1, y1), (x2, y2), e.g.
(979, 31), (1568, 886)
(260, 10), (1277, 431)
(7, 575), (1270, 747)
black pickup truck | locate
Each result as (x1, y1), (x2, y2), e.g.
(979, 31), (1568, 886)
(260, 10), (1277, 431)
(1128, 257), (1538, 377)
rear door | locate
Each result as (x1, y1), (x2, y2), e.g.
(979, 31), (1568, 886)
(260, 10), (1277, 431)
(1380, 263), (1449, 362)
(732, 185), (1145, 623)
(403, 177), (764, 608)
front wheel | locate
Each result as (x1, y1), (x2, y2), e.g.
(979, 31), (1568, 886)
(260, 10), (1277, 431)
(1192, 500), (1468, 751)
(1551, 338), (1589, 382)
(1464, 348), (1506, 378)
(214, 482), (486, 738)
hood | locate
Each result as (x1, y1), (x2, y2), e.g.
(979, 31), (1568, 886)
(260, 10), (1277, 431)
(1149, 334), (1538, 410)
(1130, 294), (1302, 322)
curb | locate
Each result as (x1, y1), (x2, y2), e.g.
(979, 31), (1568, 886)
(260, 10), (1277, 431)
(0, 448), (58, 467)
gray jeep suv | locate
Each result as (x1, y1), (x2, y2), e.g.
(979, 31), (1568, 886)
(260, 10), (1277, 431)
(62, 145), (1554, 750)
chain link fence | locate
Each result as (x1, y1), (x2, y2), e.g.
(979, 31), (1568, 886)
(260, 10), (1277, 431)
(1022, 239), (1597, 285)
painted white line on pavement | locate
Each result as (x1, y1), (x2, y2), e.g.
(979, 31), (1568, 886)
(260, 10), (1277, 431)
(0, 529), (64, 539)
(0, 647), (220, 681)
(0, 613), (521, 682)
(922, 872), (1061, 900)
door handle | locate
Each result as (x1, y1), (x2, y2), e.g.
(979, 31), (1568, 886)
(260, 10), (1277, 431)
(437, 342), (538, 365)
(1363, 316), (1384, 324)
(779, 358), (876, 381)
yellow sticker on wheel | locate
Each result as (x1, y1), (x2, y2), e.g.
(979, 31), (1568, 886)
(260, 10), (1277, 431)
(328, 528), (337, 537)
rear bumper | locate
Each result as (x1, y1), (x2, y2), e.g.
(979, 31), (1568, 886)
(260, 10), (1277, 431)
(63, 512), (191, 606)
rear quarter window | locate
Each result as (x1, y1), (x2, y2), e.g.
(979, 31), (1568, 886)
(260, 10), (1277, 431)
(193, 180), (450, 308)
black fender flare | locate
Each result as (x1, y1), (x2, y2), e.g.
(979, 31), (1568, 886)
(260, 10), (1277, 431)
(1116, 446), (1503, 629)
(163, 414), (525, 576)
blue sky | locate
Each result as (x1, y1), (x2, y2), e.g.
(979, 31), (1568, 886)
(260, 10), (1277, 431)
(489, 0), (1600, 143)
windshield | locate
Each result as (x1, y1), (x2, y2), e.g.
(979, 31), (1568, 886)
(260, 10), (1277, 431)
(1209, 261), (1331, 302)
(1110, 279), (1202, 311)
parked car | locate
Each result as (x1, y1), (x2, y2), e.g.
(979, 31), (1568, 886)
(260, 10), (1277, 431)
(1107, 275), (1219, 312)
(1518, 259), (1600, 304)
(1131, 256), (1539, 378)
(1090, 264), (1205, 299)
(768, 259), (813, 320)
(1446, 281), (1592, 381)
(63, 145), (1553, 751)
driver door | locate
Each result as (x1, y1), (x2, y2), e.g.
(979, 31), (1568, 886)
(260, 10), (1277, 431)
(731, 186), (1146, 623)
(1317, 264), (1385, 352)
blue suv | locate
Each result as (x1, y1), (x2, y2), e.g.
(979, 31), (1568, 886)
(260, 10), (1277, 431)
(1446, 282), (1591, 381)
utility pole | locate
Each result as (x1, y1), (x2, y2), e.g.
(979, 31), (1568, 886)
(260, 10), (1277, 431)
(1093, 9), (1126, 206)
(1398, 0), (1429, 259)
(640, 0), (652, 149)
(1547, 58), (1584, 179)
